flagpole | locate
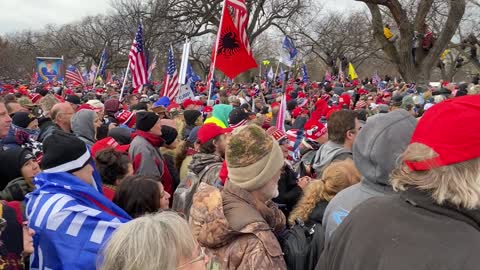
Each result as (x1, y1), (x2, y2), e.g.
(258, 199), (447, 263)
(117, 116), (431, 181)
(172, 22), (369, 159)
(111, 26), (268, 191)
(273, 61), (280, 81)
(119, 59), (131, 101)
(208, 0), (228, 104)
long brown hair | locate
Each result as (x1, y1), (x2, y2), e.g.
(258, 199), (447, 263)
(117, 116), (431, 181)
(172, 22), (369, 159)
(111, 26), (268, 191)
(288, 159), (361, 225)
(113, 176), (162, 218)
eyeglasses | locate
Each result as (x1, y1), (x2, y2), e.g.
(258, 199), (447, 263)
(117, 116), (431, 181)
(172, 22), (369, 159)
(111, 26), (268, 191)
(176, 247), (207, 269)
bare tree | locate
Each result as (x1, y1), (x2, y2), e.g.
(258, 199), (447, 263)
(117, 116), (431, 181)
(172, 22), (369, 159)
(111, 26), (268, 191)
(358, 0), (466, 84)
(290, 10), (382, 75)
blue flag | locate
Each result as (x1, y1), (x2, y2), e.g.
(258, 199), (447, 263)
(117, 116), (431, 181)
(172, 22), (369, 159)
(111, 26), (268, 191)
(279, 66), (285, 82)
(186, 62), (201, 83)
(302, 64), (308, 83)
(99, 47), (108, 79)
(26, 172), (131, 269)
(283, 36), (298, 61)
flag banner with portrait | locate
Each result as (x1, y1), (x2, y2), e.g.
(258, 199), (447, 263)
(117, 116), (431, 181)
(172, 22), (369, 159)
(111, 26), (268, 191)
(36, 57), (63, 83)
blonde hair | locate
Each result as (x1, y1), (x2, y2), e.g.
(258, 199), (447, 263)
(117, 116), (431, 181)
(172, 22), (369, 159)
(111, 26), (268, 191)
(288, 159), (361, 225)
(98, 211), (197, 270)
(391, 143), (480, 209)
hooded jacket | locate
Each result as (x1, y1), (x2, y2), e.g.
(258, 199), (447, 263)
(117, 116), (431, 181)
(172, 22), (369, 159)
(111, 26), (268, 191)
(190, 183), (287, 270)
(71, 110), (97, 147)
(312, 141), (351, 176)
(204, 104), (233, 128)
(322, 109), (417, 244)
(317, 188), (480, 270)
(188, 152), (223, 185)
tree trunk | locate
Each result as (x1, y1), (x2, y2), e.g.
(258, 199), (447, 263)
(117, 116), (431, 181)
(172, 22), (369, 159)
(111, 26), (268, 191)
(360, 0), (466, 85)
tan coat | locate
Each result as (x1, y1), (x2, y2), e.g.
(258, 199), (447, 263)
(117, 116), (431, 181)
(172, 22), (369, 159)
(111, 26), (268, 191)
(190, 183), (287, 270)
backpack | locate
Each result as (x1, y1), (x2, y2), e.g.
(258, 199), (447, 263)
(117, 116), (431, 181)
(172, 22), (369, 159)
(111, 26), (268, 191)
(279, 219), (325, 270)
(172, 162), (222, 218)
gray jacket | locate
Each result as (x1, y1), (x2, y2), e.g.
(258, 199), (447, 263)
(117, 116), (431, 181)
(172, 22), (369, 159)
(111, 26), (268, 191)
(312, 141), (352, 176)
(322, 109), (417, 245)
(129, 135), (164, 177)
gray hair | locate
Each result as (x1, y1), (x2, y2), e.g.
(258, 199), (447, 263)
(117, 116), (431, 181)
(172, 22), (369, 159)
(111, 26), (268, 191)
(98, 211), (197, 270)
(391, 143), (480, 209)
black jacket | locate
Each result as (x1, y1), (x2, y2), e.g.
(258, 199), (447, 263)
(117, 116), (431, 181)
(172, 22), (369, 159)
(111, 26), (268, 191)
(273, 164), (302, 219)
(307, 200), (329, 225)
(317, 188), (480, 270)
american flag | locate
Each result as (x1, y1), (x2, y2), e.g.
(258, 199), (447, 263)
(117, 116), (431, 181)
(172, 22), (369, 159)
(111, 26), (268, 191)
(286, 129), (302, 162)
(65, 65), (85, 85)
(161, 46), (179, 100)
(128, 24), (148, 91)
(276, 94), (287, 132)
(227, 0), (252, 54)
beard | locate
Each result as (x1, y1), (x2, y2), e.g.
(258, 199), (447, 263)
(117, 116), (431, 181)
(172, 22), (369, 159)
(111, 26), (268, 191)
(271, 186), (279, 199)
(263, 183), (279, 200)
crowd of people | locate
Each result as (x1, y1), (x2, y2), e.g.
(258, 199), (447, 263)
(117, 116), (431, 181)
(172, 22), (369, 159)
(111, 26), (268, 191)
(0, 74), (479, 270)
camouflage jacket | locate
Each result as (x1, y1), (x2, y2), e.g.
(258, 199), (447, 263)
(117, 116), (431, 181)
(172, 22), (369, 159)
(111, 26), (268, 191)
(187, 153), (223, 185)
(190, 183), (287, 270)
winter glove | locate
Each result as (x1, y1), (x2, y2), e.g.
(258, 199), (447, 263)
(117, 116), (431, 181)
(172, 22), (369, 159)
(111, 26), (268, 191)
(0, 178), (30, 201)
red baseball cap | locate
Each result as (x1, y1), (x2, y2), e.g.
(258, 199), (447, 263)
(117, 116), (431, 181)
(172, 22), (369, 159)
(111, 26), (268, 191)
(405, 95), (480, 171)
(292, 107), (309, 118)
(197, 123), (232, 144)
(182, 99), (195, 109)
(91, 137), (129, 159)
(77, 104), (96, 112)
(271, 102), (280, 109)
(202, 106), (213, 113)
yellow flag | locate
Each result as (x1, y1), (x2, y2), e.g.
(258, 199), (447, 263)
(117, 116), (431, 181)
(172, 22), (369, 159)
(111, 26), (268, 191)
(440, 49), (450, 60)
(262, 60), (270, 66)
(348, 62), (358, 80)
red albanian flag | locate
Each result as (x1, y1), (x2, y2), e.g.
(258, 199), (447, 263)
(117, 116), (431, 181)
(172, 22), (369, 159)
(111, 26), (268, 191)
(213, 10), (257, 79)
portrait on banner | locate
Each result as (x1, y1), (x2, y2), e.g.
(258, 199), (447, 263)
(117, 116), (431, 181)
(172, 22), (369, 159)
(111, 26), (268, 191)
(36, 57), (63, 82)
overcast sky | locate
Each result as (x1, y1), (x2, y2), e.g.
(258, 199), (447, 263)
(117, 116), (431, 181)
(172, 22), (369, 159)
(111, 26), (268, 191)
(0, 0), (364, 34)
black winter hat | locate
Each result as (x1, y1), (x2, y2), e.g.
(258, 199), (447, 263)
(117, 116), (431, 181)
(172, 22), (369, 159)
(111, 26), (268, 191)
(108, 127), (132, 145)
(12, 112), (37, 129)
(41, 130), (90, 173)
(228, 107), (249, 126)
(0, 148), (35, 189)
(135, 111), (159, 132)
(161, 125), (178, 146)
(183, 110), (202, 126)
(65, 95), (81, 105)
